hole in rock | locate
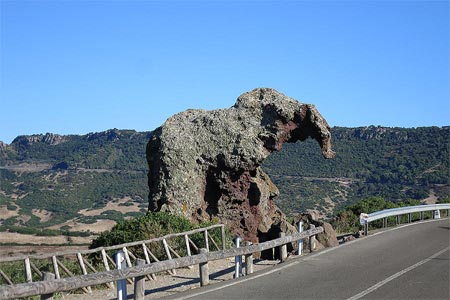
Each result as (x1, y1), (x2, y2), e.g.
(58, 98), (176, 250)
(204, 171), (220, 217)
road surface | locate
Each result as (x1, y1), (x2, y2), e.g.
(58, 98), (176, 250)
(162, 218), (450, 300)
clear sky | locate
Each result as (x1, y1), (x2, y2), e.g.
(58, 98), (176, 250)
(1, 0), (449, 144)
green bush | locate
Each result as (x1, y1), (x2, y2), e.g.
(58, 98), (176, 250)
(332, 197), (422, 233)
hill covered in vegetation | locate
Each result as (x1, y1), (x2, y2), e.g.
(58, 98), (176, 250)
(264, 126), (449, 216)
(0, 126), (448, 237)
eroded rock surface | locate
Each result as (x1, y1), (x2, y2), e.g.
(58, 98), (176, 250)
(147, 88), (334, 244)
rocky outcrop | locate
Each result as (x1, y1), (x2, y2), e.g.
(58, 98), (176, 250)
(146, 88), (335, 244)
(293, 212), (339, 251)
(12, 133), (67, 146)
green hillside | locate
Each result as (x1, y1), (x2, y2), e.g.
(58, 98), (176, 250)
(264, 126), (450, 215)
(0, 126), (448, 237)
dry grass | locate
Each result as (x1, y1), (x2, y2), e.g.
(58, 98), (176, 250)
(79, 197), (141, 216)
(0, 204), (19, 219)
(0, 232), (91, 247)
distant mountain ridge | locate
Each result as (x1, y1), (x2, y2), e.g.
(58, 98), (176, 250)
(0, 126), (448, 237)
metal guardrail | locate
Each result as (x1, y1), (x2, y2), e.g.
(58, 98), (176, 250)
(0, 226), (323, 299)
(360, 203), (450, 235)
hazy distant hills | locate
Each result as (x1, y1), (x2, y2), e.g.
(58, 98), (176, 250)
(0, 126), (448, 237)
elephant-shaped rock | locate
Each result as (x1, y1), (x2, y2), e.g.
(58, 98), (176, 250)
(147, 88), (335, 246)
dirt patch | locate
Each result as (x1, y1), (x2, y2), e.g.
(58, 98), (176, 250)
(32, 209), (53, 223)
(49, 219), (117, 233)
(0, 163), (51, 173)
(79, 197), (142, 216)
(422, 189), (438, 204)
(0, 205), (19, 219)
(322, 196), (336, 216)
(16, 214), (31, 224)
(0, 232), (91, 246)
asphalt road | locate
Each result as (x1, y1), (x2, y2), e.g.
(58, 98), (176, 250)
(163, 218), (450, 300)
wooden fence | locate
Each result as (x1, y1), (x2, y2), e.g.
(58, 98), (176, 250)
(0, 224), (225, 292)
(0, 226), (323, 299)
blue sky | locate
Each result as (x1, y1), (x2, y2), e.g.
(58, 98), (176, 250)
(1, 0), (449, 144)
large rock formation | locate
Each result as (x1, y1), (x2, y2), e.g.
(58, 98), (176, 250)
(146, 88), (335, 245)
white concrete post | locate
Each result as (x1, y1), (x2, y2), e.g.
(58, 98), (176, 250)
(234, 236), (242, 278)
(434, 210), (441, 219)
(297, 221), (304, 255)
(115, 250), (127, 300)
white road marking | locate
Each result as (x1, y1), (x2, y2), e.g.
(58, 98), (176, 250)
(346, 246), (450, 300)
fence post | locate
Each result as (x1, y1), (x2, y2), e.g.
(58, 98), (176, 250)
(204, 230), (209, 252)
(234, 236), (242, 278)
(279, 232), (287, 262)
(76, 253), (92, 293)
(51, 256), (60, 279)
(40, 272), (55, 300)
(115, 250), (127, 300)
(24, 257), (32, 283)
(243, 241), (253, 275)
(297, 221), (303, 255)
(221, 225), (226, 250)
(134, 259), (146, 300)
(184, 235), (192, 257)
(309, 224), (316, 252)
(199, 248), (209, 287)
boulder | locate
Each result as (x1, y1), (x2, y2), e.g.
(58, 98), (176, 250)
(146, 88), (335, 246)
(293, 212), (339, 251)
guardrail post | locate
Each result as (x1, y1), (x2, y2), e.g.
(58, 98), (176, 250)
(40, 272), (55, 300)
(309, 224), (316, 252)
(243, 241), (254, 275)
(234, 236), (242, 278)
(297, 221), (304, 255)
(408, 213), (411, 223)
(134, 259), (146, 300)
(396, 215), (400, 225)
(199, 248), (209, 286)
(279, 232), (287, 262)
(434, 210), (441, 219)
(115, 250), (127, 300)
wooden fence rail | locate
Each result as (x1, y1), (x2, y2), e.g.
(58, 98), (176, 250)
(0, 227), (323, 299)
